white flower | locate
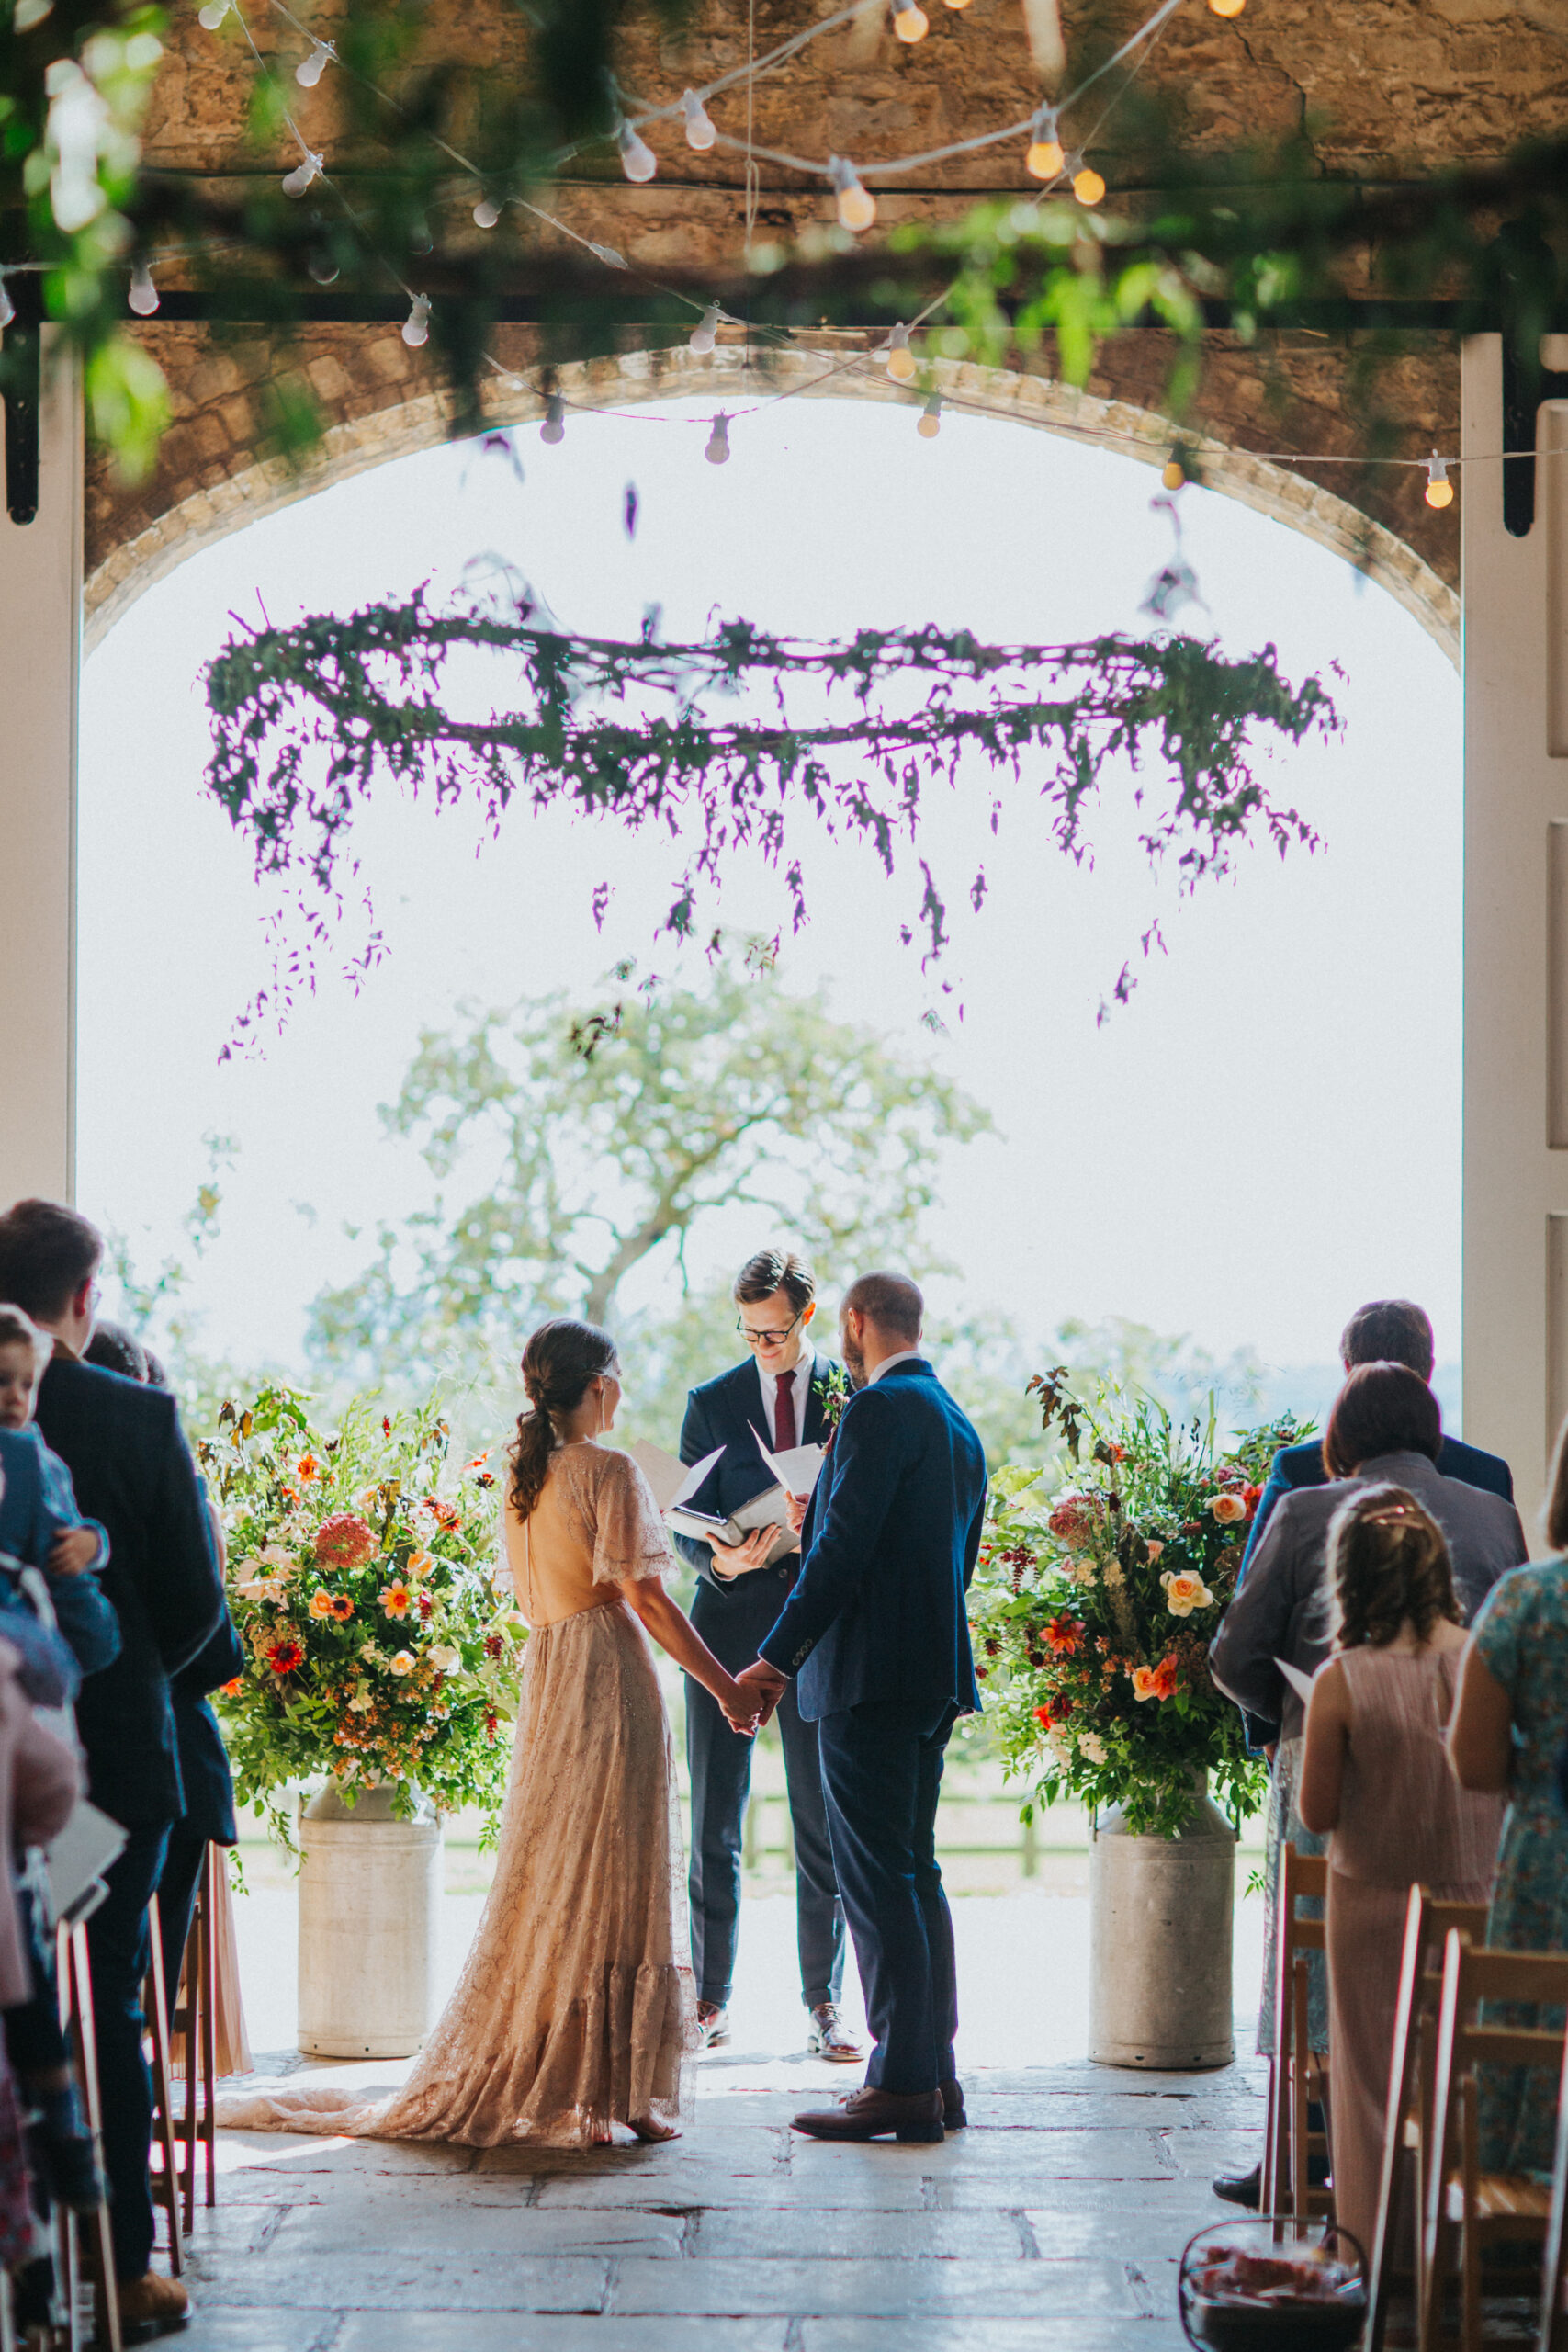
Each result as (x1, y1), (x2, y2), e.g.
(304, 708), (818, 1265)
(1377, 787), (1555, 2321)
(389, 1651), (416, 1678)
(427, 1644), (461, 1674)
(258, 1544), (294, 1569)
(346, 1684), (373, 1714)
(1043, 1727), (1074, 1762)
(1078, 1732), (1108, 1765)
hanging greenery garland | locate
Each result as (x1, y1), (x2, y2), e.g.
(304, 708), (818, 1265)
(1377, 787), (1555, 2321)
(202, 593), (1336, 1043)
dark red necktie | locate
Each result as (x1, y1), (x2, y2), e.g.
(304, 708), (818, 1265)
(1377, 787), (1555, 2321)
(774, 1368), (797, 1453)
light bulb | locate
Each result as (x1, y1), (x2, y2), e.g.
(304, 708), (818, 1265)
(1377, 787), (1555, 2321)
(917, 393), (942, 438)
(1026, 107), (1064, 181)
(540, 393), (566, 445)
(473, 197), (501, 229)
(1162, 456), (1185, 491)
(197, 0), (229, 26)
(943, 0), (973, 9)
(128, 262), (159, 315)
(618, 121), (657, 184)
(1068, 154), (1105, 205)
(689, 302), (721, 356)
(409, 216), (433, 255)
(682, 89), (716, 151)
(893, 1), (929, 39)
(401, 292), (431, 348)
(885, 322), (917, 383)
(1209, 0), (1247, 14)
(308, 246), (339, 284)
(282, 151), (323, 197)
(1425, 450), (1455, 509)
(705, 413), (730, 465)
(589, 241), (628, 269)
(0, 277), (13, 332)
(829, 157), (877, 235)
(295, 40), (333, 88)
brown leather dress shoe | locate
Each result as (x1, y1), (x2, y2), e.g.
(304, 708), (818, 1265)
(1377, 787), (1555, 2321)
(108, 2268), (190, 2339)
(791, 2085), (944, 2143)
(940, 2075), (967, 2129)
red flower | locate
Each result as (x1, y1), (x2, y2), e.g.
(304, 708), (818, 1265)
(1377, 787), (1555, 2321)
(484, 1632), (504, 1658)
(418, 1592), (434, 1620)
(1152, 1654), (1179, 1701)
(220, 1676), (243, 1698)
(1043, 1614), (1085, 1657)
(316, 1514), (376, 1569)
(1034, 1703), (1056, 1729)
(1243, 1484), (1264, 1511)
(426, 1498), (459, 1530)
(268, 1639), (304, 1675)
(329, 1595), (355, 1622)
(297, 1454), (320, 1482)
(382, 1415), (392, 1436)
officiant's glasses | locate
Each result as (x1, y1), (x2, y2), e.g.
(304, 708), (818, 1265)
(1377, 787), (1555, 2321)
(737, 1311), (804, 1349)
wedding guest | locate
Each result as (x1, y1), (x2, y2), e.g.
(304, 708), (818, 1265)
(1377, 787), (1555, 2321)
(0, 1306), (123, 1684)
(1209, 1361), (1524, 2209)
(676, 1250), (857, 2062)
(0, 1201), (223, 2334)
(1448, 1411), (1568, 2177)
(1296, 1487), (1502, 2256)
(737, 1273), (987, 2144)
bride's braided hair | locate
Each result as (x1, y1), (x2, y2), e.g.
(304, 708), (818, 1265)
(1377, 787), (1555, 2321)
(508, 1318), (619, 1521)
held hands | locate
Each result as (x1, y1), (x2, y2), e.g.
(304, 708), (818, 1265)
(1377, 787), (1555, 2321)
(732, 1658), (789, 1732)
(720, 1674), (765, 1737)
(47, 1529), (97, 1578)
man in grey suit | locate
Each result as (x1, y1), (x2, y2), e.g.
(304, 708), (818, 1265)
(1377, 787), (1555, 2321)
(1208, 1359), (1526, 2209)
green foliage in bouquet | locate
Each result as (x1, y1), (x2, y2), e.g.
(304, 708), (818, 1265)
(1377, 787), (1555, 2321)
(971, 1372), (1315, 1838)
(197, 1385), (525, 1847)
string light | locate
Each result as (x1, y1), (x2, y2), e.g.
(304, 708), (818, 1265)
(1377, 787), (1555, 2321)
(917, 392), (942, 438)
(1066, 152), (1105, 204)
(892, 1), (929, 40)
(295, 40), (334, 88)
(401, 292), (431, 347)
(0, 277), (16, 332)
(943, 0), (973, 9)
(829, 157), (877, 234)
(617, 121), (658, 183)
(1425, 450), (1455, 509)
(1161, 453), (1185, 490)
(473, 196), (502, 229)
(128, 262), (159, 315)
(307, 245), (339, 283)
(705, 413), (731, 465)
(589, 241), (628, 269)
(1026, 107), (1064, 180)
(682, 90), (716, 150)
(689, 302), (722, 356)
(281, 150), (323, 196)
(1208, 0), (1247, 14)
(885, 323), (917, 383)
(540, 393), (566, 444)
(197, 0), (230, 25)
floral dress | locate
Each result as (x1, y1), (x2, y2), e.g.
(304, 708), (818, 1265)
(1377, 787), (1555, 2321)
(1471, 1558), (1568, 2176)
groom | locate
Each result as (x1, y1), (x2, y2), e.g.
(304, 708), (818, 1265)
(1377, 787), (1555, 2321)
(735, 1272), (987, 2144)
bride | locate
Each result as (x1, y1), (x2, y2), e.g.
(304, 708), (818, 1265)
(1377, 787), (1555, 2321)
(221, 1317), (762, 2146)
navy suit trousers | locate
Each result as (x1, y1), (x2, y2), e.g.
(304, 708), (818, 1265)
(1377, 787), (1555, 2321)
(87, 1821), (171, 2281)
(816, 1698), (959, 2096)
(686, 1573), (844, 2009)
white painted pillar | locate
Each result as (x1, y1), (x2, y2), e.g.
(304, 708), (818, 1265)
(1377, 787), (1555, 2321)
(1462, 334), (1568, 1529)
(0, 328), (82, 1206)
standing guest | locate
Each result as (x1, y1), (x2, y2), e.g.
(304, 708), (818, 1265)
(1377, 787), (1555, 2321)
(0, 1202), (223, 2335)
(85, 1326), (247, 2033)
(736, 1273), (987, 2144)
(1209, 1361), (1525, 2209)
(1296, 1487), (1503, 2256)
(1448, 1412), (1568, 2177)
(676, 1250), (856, 2062)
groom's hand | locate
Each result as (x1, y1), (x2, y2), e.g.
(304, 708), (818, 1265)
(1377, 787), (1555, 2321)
(735, 1658), (789, 1729)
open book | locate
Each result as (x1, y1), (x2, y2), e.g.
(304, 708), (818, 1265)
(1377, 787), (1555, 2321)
(627, 1436), (825, 1573)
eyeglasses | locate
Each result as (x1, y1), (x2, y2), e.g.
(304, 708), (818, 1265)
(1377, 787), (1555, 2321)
(737, 1312), (802, 1349)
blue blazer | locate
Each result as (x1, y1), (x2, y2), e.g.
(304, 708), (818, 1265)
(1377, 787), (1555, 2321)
(0, 1425), (122, 1696)
(676, 1354), (840, 1590)
(35, 1357), (225, 1830)
(758, 1359), (987, 1724)
(170, 1613), (246, 1846)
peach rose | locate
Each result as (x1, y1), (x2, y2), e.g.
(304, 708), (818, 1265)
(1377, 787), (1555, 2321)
(406, 1550), (434, 1583)
(1145, 1539), (1165, 1564)
(389, 1651), (416, 1677)
(1130, 1665), (1164, 1702)
(1161, 1567), (1215, 1617)
(1210, 1492), (1247, 1525)
(308, 1589), (335, 1620)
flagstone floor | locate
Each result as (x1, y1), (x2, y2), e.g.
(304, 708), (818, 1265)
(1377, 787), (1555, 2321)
(183, 2047), (1266, 2351)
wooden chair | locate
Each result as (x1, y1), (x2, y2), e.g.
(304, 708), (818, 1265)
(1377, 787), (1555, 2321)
(1420, 1930), (1568, 2352)
(1533, 2019), (1568, 2352)
(141, 1895), (185, 2281)
(1263, 1843), (1334, 2222)
(1366, 1885), (1490, 2350)
(167, 1847), (220, 2233)
(55, 1920), (120, 2352)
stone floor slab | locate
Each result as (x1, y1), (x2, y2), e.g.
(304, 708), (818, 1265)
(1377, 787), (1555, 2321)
(802, 2322), (1188, 2350)
(332, 2320), (791, 2352)
(272, 2197), (687, 2256)
(789, 2128), (1175, 2180)
(691, 2209), (1027, 2258)
(182, 2307), (342, 2352)
(606, 2255), (1142, 2318)
(534, 2165), (932, 2210)
(190, 2251), (610, 2312)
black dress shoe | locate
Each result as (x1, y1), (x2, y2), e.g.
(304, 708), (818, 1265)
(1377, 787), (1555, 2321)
(940, 2075), (967, 2129)
(1212, 2161), (1262, 2208)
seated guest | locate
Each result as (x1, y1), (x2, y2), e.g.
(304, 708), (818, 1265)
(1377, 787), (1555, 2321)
(1297, 1487), (1503, 2255)
(1449, 1412), (1568, 2178)
(0, 1201), (223, 2334)
(1209, 1361), (1525, 2207)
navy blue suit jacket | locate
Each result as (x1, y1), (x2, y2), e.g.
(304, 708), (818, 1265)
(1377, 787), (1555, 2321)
(35, 1357), (225, 1830)
(169, 1611), (245, 1846)
(758, 1359), (987, 1724)
(676, 1354), (840, 1590)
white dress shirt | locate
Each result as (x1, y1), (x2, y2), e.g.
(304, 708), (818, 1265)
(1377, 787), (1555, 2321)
(758, 1343), (816, 1446)
(867, 1348), (926, 1385)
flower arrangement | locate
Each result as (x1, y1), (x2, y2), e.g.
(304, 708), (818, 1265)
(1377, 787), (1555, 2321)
(970, 1370), (1314, 1838)
(197, 1385), (526, 1847)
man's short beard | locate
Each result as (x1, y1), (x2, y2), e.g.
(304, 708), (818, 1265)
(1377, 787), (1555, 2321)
(842, 1340), (867, 1390)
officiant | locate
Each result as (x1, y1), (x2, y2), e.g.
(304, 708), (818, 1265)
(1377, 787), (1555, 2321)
(676, 1249), (859, 2062)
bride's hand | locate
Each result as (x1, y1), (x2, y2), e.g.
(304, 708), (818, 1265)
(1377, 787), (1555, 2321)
(720, 1676), (763, 1736)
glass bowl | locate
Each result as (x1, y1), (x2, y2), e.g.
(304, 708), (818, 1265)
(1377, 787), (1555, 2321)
(1178, 2216), (1368, 2352)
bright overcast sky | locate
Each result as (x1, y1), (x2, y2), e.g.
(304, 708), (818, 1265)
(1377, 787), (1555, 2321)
(78, 392), (1461, 1396)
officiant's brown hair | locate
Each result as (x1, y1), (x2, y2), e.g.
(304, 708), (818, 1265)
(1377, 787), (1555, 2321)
(733, 1250), (815, 1317)
(510, 1319), (619, 1520)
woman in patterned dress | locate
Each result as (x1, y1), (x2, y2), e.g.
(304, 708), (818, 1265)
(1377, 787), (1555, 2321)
(1449, 1420), (1568, 2176)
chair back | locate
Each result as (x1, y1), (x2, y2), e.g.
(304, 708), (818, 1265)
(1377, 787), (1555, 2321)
(1265, 1843), (1333, 2221)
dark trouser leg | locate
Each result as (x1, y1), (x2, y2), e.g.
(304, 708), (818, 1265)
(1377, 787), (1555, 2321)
(85, 1823), (170, 2282)
(818, 1701), (950, 2096)
(912, 1712), (959, 2082)
(775, 1690), (844, 2007)
(155, 1822), (206, 2034)
(687, 1577), (782, 2008)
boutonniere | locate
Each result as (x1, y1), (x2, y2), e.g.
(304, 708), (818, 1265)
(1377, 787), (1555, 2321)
(817, 1364), (852, 1447)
